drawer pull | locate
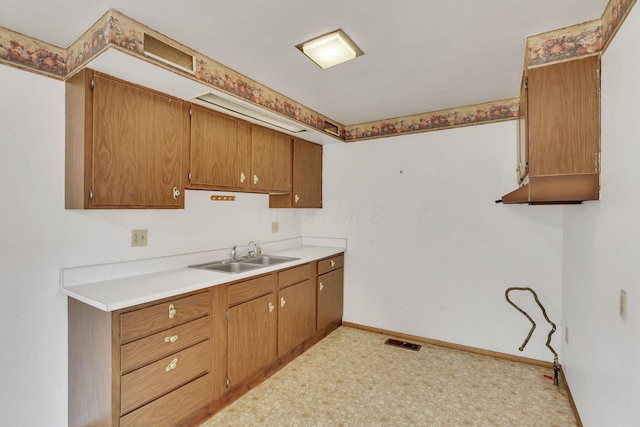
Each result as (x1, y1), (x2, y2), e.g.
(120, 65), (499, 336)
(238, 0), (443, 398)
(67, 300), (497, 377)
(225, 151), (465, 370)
(319, 282), (324, 291)
(330, 260), (335, 267)
(168, 304), (177, 319)
(172, 187), (181, 200)
(164, 335), (179, 343)
(165, 358), (178, 372)
(280, 297), (286, 308)
(240, 172), (246, 183)
(294, 194), (300, 204)
(268, 302), (275, 313)
(254, 174), (259, 185)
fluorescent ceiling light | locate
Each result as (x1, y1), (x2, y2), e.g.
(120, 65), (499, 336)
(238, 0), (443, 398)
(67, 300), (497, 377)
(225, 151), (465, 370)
(195, 93), (308, 134)
(297, 29), (363, 69)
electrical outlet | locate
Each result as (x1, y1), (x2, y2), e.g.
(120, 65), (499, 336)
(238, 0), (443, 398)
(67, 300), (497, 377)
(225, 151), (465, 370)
(620, 289), (628, 321)
(131, 229), (148, 247)
(565, 326), (569, 345)
(271, 222), (279, 233)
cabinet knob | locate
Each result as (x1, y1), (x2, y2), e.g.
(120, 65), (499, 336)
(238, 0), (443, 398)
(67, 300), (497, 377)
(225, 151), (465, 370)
(280, 297), (286, 308)
(165, 357), (178, 372)
(319, 282), (324, 291)
(294, 194), (300, 204)
(253, 174), (259, 185)
(240, 172), (246, 183)
(330, 260), (335, 267)
(164, 335), (179, 343)
(268, 302), (275, 313)
(172, 187), (180, 200)
(168, 304), (177, 319)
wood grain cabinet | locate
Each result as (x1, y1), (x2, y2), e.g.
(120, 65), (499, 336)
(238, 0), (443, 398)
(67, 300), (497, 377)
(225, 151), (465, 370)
(270, 138), (323, 208)
(277, 263), (316, 356)
(316, 254), (344, 331)
(188, 105), (243, 189)
(68, 290), (214, 427)
(65, 69), (188, 209)
(187, 106), (292, 194)
(249, 125), (292, 193)
(227, 275), (277, 387)
(501, 55), (601, 204)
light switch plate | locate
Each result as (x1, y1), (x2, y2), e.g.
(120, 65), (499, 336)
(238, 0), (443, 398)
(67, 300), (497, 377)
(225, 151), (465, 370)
(131, 230), (148, 247)
(271, 222), (279, 233)
(620, 289), (628, 321)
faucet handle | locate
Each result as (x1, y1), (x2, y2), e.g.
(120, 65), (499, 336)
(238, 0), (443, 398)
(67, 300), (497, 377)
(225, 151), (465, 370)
(230, 245), (237, 260)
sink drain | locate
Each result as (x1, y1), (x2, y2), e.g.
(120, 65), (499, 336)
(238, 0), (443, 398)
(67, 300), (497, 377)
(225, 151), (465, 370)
(385, 338), (421, 351)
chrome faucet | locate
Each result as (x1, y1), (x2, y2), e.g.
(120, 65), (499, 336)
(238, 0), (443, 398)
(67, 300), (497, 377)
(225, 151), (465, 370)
(230, 245), (237, 260)
(247, 241), (257, 258)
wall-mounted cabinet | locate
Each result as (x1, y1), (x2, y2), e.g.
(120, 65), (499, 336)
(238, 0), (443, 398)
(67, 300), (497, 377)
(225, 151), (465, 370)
(270, 138), (323, 208)
(501, 55), (601, 204)
(187, 105), (292, 194)
(65, 69), (187, 209)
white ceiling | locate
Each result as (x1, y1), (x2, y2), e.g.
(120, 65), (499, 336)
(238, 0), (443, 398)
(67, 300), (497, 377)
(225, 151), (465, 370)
(2, 0), (609, 125)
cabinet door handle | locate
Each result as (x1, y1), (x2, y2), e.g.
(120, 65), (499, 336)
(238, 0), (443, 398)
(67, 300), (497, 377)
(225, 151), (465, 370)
(330, 260), (335, 267)
(168, 304), (177, 319)
(294, 194), (300, 204)
(319, 282), (324, 291)
(164, 335), (178, 343)
(280, 297), (286, 308)
(254, 174), (259, 185)
(172, 187), (180, 200)
(165, 358), (178, 372)
(268, 302), (275, 313)
(240, 172), (246, 183)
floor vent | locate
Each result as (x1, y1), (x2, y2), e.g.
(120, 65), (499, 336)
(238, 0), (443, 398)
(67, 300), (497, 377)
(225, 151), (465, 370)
(385, 338), (421, 351)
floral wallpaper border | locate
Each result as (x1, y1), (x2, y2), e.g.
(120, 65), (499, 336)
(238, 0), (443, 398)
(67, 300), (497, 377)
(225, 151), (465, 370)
(0, 26), (65, 78)
(0, 0), (636, 142)
(602, 0), (637, 49)
(343, 98), (519, 142)
(526, 20), (602, 68)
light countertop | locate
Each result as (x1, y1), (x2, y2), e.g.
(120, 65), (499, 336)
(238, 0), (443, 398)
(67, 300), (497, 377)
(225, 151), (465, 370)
(61, 243), (345, 312)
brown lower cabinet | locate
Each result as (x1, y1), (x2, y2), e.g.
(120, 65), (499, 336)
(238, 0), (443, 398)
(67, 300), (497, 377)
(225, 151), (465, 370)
(68, 253), (344, 426)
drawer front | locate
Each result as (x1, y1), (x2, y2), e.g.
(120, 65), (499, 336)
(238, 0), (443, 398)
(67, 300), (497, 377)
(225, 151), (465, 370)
(120, 373), (212, 427)
(317, 254), (344, 275)
(228, 274), (275, 306)
(120, 340), (211, 415)
(278, 263), (311, 289)
(121, 316), (211, 374)
(120, 291), (210, 343)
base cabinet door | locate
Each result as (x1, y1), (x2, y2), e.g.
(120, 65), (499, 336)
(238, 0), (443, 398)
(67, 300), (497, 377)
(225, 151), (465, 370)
(317, 268), (344, 331)
(228, 293), (277, 386)
(278, 280), (316, 356)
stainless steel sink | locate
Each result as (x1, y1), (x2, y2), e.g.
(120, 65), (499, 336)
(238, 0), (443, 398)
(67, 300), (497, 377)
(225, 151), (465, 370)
(189, 255), (299, 274)
(240, 255), (299, 266)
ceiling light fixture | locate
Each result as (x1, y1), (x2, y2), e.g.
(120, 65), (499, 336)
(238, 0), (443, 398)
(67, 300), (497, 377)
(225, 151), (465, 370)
(296, 29), (363, 69)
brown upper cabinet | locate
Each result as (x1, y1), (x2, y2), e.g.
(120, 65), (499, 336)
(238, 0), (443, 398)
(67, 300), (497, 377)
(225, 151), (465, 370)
(501, 55), (601, 204)
(188, 105), (292, 194)
(270, 138), (323, 208)
(65, 69), (187, 209)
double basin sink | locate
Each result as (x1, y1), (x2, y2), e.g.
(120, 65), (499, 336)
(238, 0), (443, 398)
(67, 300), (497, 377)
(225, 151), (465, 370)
(189, 254), (300, 274)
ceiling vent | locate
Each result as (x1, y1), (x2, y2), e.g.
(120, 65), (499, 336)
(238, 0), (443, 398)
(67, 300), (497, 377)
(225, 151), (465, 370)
(144, 33), (195, 74)
(195, 93), (308, 134)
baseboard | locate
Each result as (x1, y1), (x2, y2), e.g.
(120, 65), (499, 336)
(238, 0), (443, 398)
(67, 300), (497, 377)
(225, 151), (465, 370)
(343, 322), (583, 423)
(559, 365), (583, 427)
(342, 322), (554, 368)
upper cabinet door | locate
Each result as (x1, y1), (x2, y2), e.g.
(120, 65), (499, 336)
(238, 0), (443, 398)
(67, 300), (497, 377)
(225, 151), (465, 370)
(269, 138), (322, 208)
(189, 105), (240, 189)
(251, 126), (292, 193)
(84, 72), (185, 208)
(527, 55), (600, 178)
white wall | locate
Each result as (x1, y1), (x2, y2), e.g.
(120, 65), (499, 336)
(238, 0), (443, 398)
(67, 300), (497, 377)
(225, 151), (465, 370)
(563, 4), (640, 425)
(0, 64), (301, 426)
(300, 122), (565, 361)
